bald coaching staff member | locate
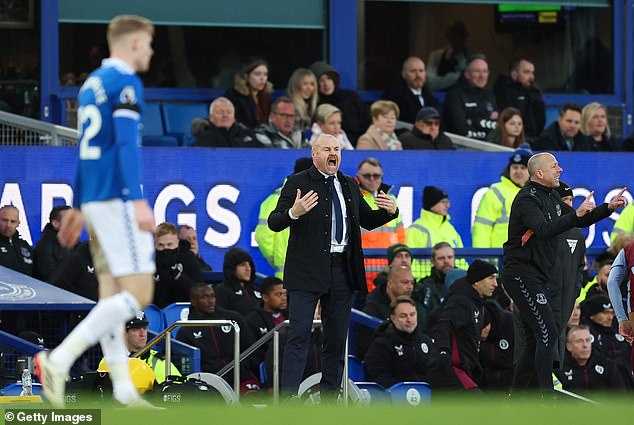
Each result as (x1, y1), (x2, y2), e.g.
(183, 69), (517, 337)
(268, 134), (398, 398)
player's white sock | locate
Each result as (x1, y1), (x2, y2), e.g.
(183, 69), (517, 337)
(100, 323), (139, 404)
(49, 291), (140, 371)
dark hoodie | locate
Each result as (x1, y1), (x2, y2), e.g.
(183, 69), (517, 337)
(493, 74), (545, 139)
(33, 223), (70, 281)
(432, 277), (487, 384)
(479, 300), (514, 391)
(364, 320), (435, 389)
(49, 241), (98, 301)
(153, 244), (202, 308)
(413, 267), (448, 331)
(215, 248), (262, 317)
(309, 61), (371, 145)
(0, 230), (33, 276)
(443, 75), (497, 140)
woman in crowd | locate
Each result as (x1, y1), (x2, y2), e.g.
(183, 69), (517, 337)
(581, 102), (619, 151)
(357, 100), (402, 150)
(308, 104), (354, 150)
(224, 58), (272, 129)
(287, 68), (318, 132)
(486, 107), (526, 148)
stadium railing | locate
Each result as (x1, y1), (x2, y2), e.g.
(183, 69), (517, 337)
(0, 110), (78, 146)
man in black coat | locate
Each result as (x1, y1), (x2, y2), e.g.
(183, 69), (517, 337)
(268, 134), (398, 396)
(493, 58), (545, 141)
(0, 205), (33, 276)
(49, 241), (98, 301)
(398, 107), (455, 150)
(364, 297), (435, 389)
(193, 97), (260, 148)
(381, 56), (439, 124)
(33, 205), (73, 281)
(215, 247), (262, 318)
(532, 103), (593, 152)
(501, 152), (626, 396)
(479, 300), (515, 392)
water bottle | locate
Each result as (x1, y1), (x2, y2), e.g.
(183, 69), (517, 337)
(20, 368), (32, 396)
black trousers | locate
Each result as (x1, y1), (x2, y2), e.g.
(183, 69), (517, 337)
(281, 255), (354, 395)
(503, 273), (558, 394)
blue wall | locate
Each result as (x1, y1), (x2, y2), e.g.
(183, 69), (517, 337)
(2, 147), (631, 275)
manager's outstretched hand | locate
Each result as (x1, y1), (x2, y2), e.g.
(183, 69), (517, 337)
(376, 191), (397, 215)
(291, 189), (319, 218)
(608, 187), (628, 211)
(575, 191), (596, 217)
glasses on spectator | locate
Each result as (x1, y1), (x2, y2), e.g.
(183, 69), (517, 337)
(423, 120), (440, 127)
(360, 173), (383, 180)
(273, 112), (296, 120)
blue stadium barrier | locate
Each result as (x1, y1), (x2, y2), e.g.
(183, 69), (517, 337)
(162, 302), (191, 338)
(144, 304), (166, 334)
(259, 361), (268, 387)
(347, 355), (364, 381)
(161, 103), (208, 146)
(387, 381), (431, 406)
(142, 102), (179, 147)
(348, 309), (382, 356)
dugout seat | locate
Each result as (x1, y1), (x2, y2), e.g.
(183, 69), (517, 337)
(162, 302), (191, 337)
(161, 103), (208, 146)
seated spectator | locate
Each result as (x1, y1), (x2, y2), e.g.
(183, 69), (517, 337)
(152, 222), (202, 308)
(555, 325), (626, 393)
(431, 260), (498, 390)
(426, 20), (476, 91)
(412, 242), (456, 331)
(373, 243), (412, 290)
(580, 102), (619, 151)
(246, 276), (287, 362)
(287, 68), (318, 132)
(398, 107), (454, 150)
(99, 311), (181, 384)
(443, 56), (498, 140)
(493, 58), (545, 141)
(578, 259), (612, 302)
(177, 225), (212, 272)
(381, 56), (439, 124)
(364, 296), (435, 389)
(532, 103), (593, 151)
(357, 100), (402, 150)
(193, 97), (260, 148)
(176, 283), (260, 389)
(224, 57), (272, 129)
(485, 107), (527, 148)
(254, 96), (305, 149)
(215, 248), (262, 317)
(309, 61), (370, 145)
(0, 205), (33, 276)
(49, 241), (98, 301)
(33, 205), (73, 281)
(308, 104), (354, 150)
(479, 300), (514, 392)
(580, 294), (632, 369)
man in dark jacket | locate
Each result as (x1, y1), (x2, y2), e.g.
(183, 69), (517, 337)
(364, 296), (435, 389)
(268, 134), (398, 396)
(555, 325), (626, 393)
(532, 103), (593, 151)
(501, 152), (626, 396)
(176, 282), (260, 388)
(49, 241), (98, 301)
(399, 107), (455, 150)
(152, 222), (202, 308)
(479, 300), (515, 392)
(246, 276), (287, 363)
(432, 260), (498, 390)
(493, 58), (545, 141)
(33, 205), (73, 281)
(0, 205), (33, 276)
(215, 247), (262, 318)
(177, 225), (211, 272)
(193, 97), (260, 148)
(309, 61), (371, 145)
(381, 56), (439, 125)
(443, 56), (498, 140)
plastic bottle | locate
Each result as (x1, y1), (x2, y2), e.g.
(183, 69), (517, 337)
(20, 368), (32, 396)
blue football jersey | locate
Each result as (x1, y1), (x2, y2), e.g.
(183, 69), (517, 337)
(74, 58), (145, 206)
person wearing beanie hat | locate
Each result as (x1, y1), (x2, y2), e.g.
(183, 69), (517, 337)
(214, 247), (262, 317)
(355, 157), (406, 291)
(380, 56), (439, 124)
(309, 61), (370, 145)
(472, 149), (530, 248)
(399, 106), (455, 150)
(501, 151), (627, 396)
(372, 243), (413, 290)
(406, 186), (464, 279)
(255, 157), (313, 279)
(387, 244), (412, 265)
(430, 261), (498, 389)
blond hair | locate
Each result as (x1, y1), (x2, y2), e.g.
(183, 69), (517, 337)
(370, 100), (399, 120)
(155, 222), (177, 239)
(580, 102), (611, 139)
(314, 103), (341, 124)
(287, 68), (318, 120)
(107, 15), (154, 49)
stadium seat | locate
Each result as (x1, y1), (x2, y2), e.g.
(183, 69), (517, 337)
(144, 304), (166, 333)
(142, 102), (179, 147)
(259, 361), (268, 387)
(545, 107), (560, 128)
(347, 355), (364, 381)
(161, 103), (208, 146)
(387, 381), (431, 406)
(354, 382), (389, 404)
(162, 302), (191, 337)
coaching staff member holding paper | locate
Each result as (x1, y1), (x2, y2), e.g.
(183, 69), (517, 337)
(268, 134), (398, 398)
